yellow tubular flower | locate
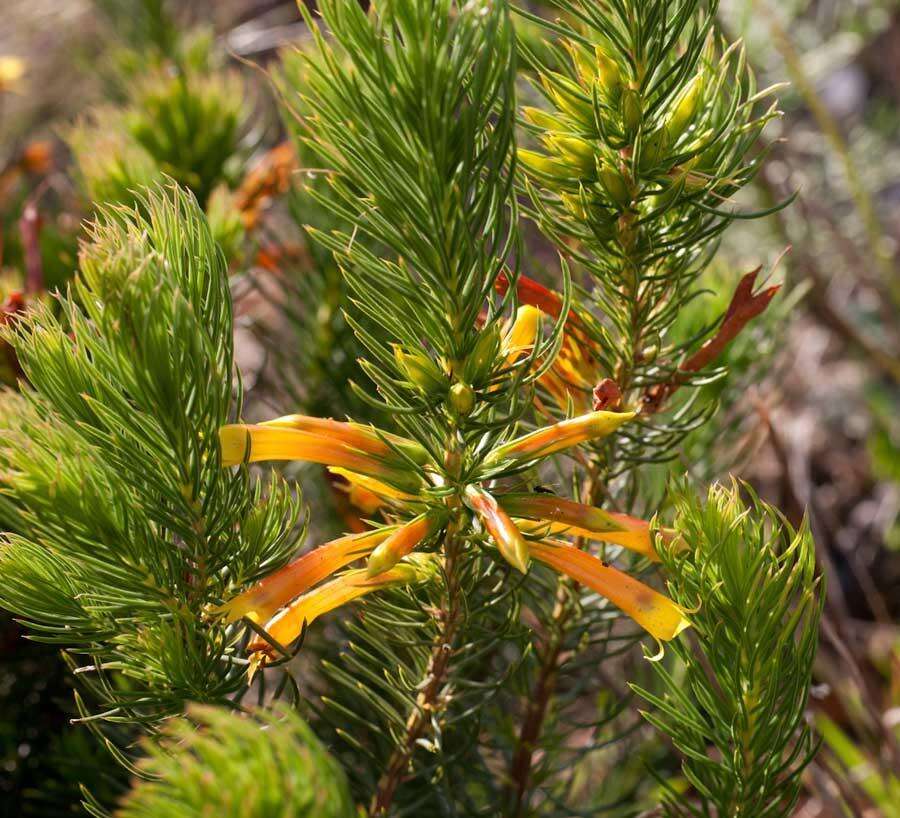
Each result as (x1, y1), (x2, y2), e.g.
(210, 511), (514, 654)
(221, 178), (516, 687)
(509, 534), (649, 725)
(499, 493), (662, 561)
(218, 425), (423, 493)
(249, 554), (440, 656)
(329, 467), (419, 510)
(464, 485), (530, 573)
(259, 414), (429, 465)
(485, 410), (635, 465)
(531, 541), (689, 641)
(365, 511), (446, 577)
(214, 528), (396, 624)
(501, 305), (541, 365)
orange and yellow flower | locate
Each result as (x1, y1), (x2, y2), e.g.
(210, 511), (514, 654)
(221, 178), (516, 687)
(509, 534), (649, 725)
(464, 485), (530, 573)
(499, 492), (667, 561)
(531, 540), (689, 641)
(495, 271), (602, 412)
(219, 418), (426, 494)
(365, 510), (447, 576)
(486, 409), (635, 466)
(214, 528), (396, 624)
(247, 553), (440, 658)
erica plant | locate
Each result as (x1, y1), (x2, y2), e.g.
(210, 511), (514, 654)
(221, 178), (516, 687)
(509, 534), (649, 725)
(0, 1), (821, 816)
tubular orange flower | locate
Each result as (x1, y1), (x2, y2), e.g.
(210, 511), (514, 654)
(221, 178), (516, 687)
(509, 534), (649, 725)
(249, 554), (440, 656)
(218, 425), (423, 493)
(328, 467), (419, 513)
(538, 333), (601, 413)
(214, 528), (396, 624)
(259, 414), (429, 465)
(366, 511), (446, 577)
(485, 410), (635, 465)
(531, 540), (689, 641)
(464, 485), (530, 573)
(495, 272), (603, 412)
(499, 492), (662, 560)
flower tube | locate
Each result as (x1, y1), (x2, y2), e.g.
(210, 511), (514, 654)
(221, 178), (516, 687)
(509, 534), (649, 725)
(218, 424), (423, 494)
(531, 540), (689, 641)
(215, 527), (396, 624)
(464, 485), (530, 573)
(499, 493), (664, 561)
(259, 414), (429, 465)
(485, 410), (635, 466)
(365, 511), (446, 577)
(248, 554), (440, 656)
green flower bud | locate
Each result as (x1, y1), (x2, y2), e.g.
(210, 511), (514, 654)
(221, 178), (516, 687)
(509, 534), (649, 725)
(518, 148), (572, 181)
(638, 128), (671, 171)
(522, 106), (567, 131)
(394, 345), (446, 395)
(594, 47), (622, 96)
(621, 89), (643, 135)
(540, 72), (594, 127)
(666, 73), (704, 141)
(449, 382), (475, 417)
(598, 163), (632, 208)
(463, 323), (501, 384)
(545, 135), (595, 176)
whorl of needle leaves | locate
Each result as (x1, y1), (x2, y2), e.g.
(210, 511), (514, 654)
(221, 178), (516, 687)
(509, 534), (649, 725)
(287, 0), (565, 443)
(115, 704), (356, 818)
(0, 185), (302, 726)
(635, 480), (822, 818)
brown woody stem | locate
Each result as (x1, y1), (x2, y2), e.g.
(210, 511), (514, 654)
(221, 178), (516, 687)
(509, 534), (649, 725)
(369, 519), (464, 815)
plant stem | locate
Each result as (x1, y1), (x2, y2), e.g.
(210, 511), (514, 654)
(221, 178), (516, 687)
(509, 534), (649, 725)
(369, 518), (464, 816)
(505, 580), (573, 817)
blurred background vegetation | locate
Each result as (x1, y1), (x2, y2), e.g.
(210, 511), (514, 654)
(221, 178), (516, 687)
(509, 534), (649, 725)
(1, 0), (898, 815)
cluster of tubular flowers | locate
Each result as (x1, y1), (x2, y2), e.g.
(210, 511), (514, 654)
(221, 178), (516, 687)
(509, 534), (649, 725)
(496, 271), (603, 413)
(215, 409), (689, 668)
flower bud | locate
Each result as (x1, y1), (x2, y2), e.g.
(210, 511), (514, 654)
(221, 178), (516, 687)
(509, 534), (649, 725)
(594, 47), (621, 96)
(518, 149), (572, 180)
(666, 73), (704, 140)
(449, 382), (475, 417)
(463, 323), (501, 384)
(522, 106), (566, 131)
(540, 72), (594, 127)
(598, 164), (632, 208)
(621, 88), (642, 135)
(394, 345), (446, 395)
(545, 135), (595, 176)
(638, 127), (671, 172)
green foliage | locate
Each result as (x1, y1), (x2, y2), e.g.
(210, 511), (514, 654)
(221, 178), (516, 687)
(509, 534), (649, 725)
(67, 49), (248, 209)
(291, 0), (563, 440)
(115, 704), (357, 818)
(0, 185), (301, 725)
(517, 0), (783, 465)
(636, 481), (822, 817)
